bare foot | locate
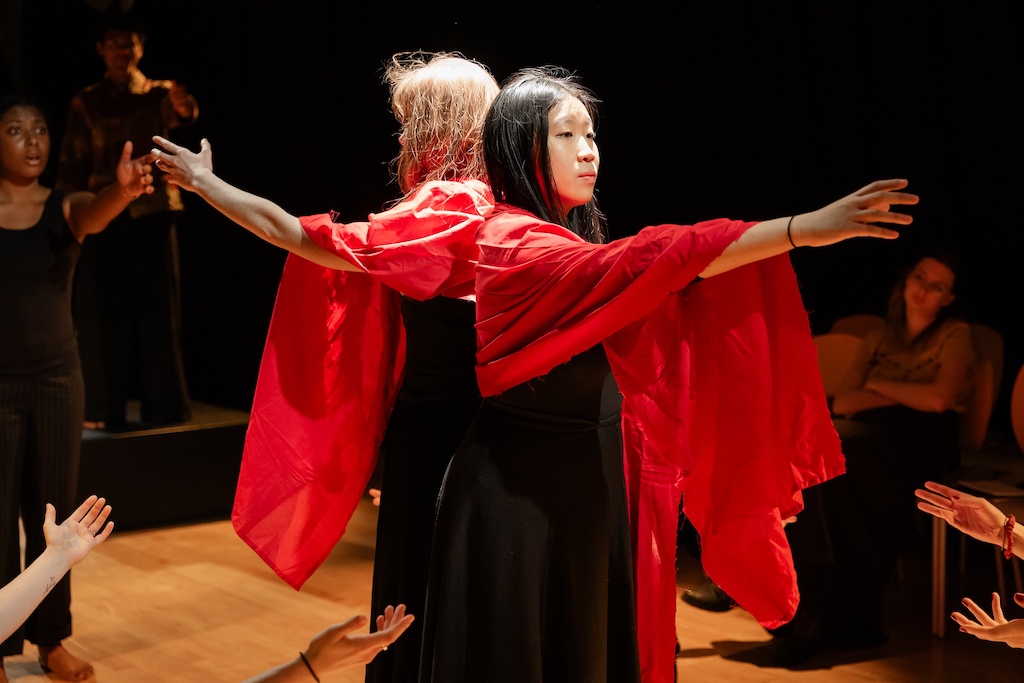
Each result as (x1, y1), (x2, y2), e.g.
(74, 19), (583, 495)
(38, 644), (94, 681)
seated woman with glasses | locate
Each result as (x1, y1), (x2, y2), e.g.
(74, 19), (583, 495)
(775, 247), (978, 666)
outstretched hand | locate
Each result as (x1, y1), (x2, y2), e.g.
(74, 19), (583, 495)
(304, 604), (414, 674)
(915, 480), (1005, 547)
(45, 495), (114, 568)
(115, 140), (155, 200)
(953, 592), (1024, 648)
(152, 135), (213, 192)
(790, 178), (918, 248)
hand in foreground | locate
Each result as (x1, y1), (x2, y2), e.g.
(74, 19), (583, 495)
(152, 135), (213, 192)
(953, 592), (1024, 648)
(790, 178), (918, 248)
(45, 495), (114, 567)
(369, 488), (382, 507)
(115, 140), (155, 199)
(915, 480), (1005, 547)
(305, 604), (414, 674)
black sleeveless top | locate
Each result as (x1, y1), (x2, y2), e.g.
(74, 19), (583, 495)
(0, 190), (81, 377)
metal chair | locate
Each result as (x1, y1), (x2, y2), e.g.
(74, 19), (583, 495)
(933, 361), (1024, 637)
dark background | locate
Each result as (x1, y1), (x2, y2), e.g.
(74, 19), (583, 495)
(4, 1), (1021, 435)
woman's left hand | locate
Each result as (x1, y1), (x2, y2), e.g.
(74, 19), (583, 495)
(790, 178), (918, 248)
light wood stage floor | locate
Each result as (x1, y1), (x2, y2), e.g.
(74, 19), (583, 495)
(4, 497), (1023, 682)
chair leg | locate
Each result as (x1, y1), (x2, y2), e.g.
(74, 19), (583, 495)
(933, 516), (946, 637)
(995, 547), (1008, 599)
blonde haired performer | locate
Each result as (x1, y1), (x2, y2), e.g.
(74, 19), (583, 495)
(153, 52), (499, 682)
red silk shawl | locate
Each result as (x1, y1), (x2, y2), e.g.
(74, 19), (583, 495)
(231, 180), (493, 589)
(474, 206), (844, 683)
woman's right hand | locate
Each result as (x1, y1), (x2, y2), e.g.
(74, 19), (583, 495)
(789, 178), (918, 248)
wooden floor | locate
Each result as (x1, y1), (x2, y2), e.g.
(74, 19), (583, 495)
(4, 497), (1023, 682)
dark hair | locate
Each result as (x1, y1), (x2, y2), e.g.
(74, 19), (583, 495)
(94, 9), (146, 45)
(0, 93), (49, 124)
(483, 67), (606, 244)
(884, 246), (965, 349)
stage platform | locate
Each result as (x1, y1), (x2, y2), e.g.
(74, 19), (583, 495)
(78, 401), (250, 532)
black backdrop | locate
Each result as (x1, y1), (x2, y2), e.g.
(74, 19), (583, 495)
(9, 0), (1021, 434)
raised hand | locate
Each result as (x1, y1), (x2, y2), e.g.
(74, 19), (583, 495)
(44, 495), (114, 568)
(304, 604), (415, 673)
(789, 178), (918, 248)
(168, 81), (195, 119)
(151, 135), (213, 192)
(115, 140), (155, 199)
(953, 592), (1024, 648)
(915, 480), (1005, 547)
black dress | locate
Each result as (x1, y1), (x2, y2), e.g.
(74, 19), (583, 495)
(419, 344), (641, 683)
(367, 295), (481, 683)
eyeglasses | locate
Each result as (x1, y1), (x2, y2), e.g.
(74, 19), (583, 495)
(909, 269), (951, 297)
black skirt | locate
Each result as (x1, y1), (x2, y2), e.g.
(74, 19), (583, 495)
(420, 345), (641, 683)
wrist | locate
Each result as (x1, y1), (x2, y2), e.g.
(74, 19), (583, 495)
(1002, 514), (1017, 559)
(786, 215), (799, 249)
(39, 546), (73, 575)
(298, 651), (319, 682)
(1013, 526), (1024, 555)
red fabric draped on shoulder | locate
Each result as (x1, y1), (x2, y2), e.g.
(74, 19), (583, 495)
(232, 180), (492, 589)
(473, 206), (844, 683)
(474, 206), (749, 394)
(302, 179), (493, 300)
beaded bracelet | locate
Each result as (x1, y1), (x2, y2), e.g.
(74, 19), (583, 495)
(1003, 514), (1016, 560)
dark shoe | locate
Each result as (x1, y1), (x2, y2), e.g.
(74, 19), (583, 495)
(681, 578), (735, 612)
(773, 612), (831, 667)
(766, 620), (795, 639)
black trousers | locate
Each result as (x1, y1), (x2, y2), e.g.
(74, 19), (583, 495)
(788, 406), (960, 635)
(0, 367), (83, 654)
(73, 211), (190, 426)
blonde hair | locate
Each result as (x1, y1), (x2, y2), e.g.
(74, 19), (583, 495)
(386, 51), (499, 195)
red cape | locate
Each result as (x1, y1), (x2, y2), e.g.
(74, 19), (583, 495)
(232, 180), (493, 589)
(474, 206), (844, 683)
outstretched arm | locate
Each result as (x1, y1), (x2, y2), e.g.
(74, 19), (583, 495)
(699, 179), (917, 278)
(915, 481), (1024, 559)
(953, 592), (1024, 648)
(241, 605), (414, 682)
(64, 141), (155, 241)
(151, 136), (359, 271)
(0, 496), (113, 642)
